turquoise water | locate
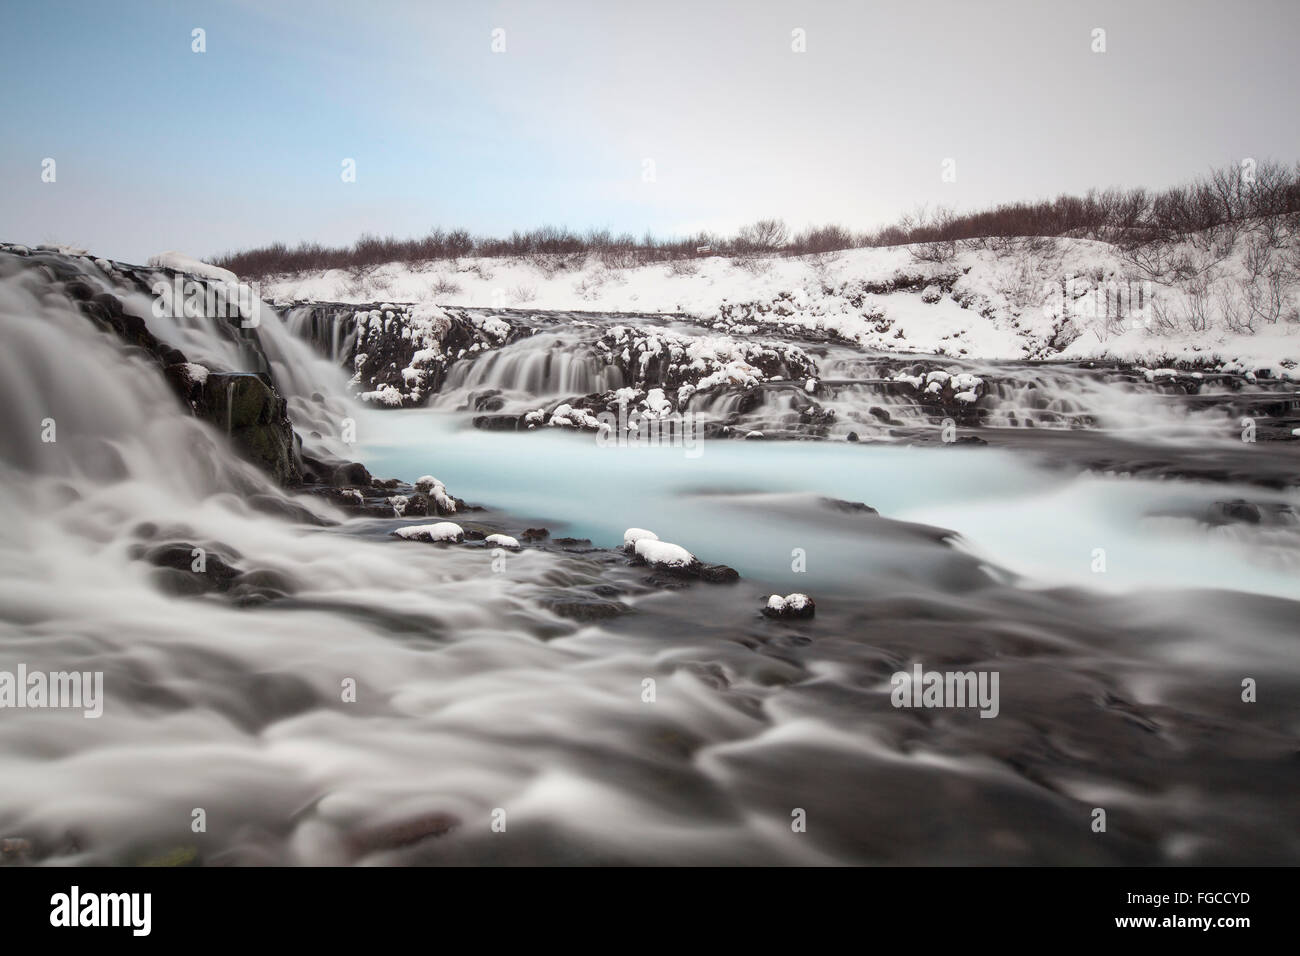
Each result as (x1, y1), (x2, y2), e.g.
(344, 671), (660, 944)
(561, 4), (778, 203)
(358, 407), (1300, 600)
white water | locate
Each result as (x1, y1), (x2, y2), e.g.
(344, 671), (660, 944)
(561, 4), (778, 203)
(2, 252), (1298, 865)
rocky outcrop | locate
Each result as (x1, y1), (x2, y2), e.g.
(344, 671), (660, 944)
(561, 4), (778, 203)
(501, 325), (819, 433)
(3, 244), (303, 486)
(332, 303), (527, 407)
(166, 368), (301, 485)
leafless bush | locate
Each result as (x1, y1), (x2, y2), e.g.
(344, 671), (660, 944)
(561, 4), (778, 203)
(429, 276), (462, 297)
(910, 239), (958, 264)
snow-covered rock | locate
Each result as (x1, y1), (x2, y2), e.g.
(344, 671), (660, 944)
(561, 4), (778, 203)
(634, 538), (696, 568)
(762, 592), (816, 619)
(623, 528), (659, 552)
(413, 475), (458, 514)
(148, 252), (239, 284)
(392, 522), (464, 543)
(485, 533), (520, 550)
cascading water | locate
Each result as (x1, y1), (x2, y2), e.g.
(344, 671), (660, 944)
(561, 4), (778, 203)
(433, 330), (622, 412)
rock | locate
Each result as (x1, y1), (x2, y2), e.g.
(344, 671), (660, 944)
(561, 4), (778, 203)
(628, 534), (740, 584)
(1213, 499), (1262, 524)
(339, 302), (524, 406)
(846, 431), (860, 442)
(197, 373), (302, 485)
(331, 461), (372, 487)
(521, 527), (550, 541)
(698, 563), (740, 583)
(540, 591), (630, 622)
(348, 812), (459, 854)
(391, 522), (464, 543)
(485, 533), (520, 550)
(413, 476), (460, 515)
(134, 542), (241, 596)
(762, 593), (816, 620)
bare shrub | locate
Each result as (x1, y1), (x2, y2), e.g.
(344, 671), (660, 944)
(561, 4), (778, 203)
(910, 239), (958, 264)
(429, 276), (462, 297)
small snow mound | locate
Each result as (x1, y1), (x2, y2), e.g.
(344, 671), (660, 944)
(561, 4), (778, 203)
(634, 538), (695, 568)
(179, 363), (209, 385)
(623, 527), (659, 551)
(763, 592), (816, 619)
(485, 533), (520, 550)
(393, 521), (464, 543)
(147, 252), (238, 284)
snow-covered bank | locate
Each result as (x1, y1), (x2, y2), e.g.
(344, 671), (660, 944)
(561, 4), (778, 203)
(262, 224), (1300, 373)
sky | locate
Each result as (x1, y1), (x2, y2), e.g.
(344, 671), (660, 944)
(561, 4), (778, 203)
(2, 0), (1298, 264)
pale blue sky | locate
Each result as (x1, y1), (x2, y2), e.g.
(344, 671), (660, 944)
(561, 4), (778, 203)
(2, 0), (1298, 263)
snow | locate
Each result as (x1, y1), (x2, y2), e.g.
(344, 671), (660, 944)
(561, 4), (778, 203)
(768, 593), (812, 611)
(180, 363), (209, 385)
(485, 533), (520, 549)
(414, 475), (456, 513)
(394, 521), (464, 542)
(634, 538), (695, 567)
(623, 527), (659, 550)
(359, 383), (404, 406)
(148, 252), (238, 285)
(388, 494), (409, 517)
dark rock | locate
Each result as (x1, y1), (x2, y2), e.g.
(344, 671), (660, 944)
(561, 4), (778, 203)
(196, 373), (302, 485)
(762, 593), (816, 620)
(331, 461), (372, 487)
(348, 813), (459, 855)
(698, 563), (740, 583)
(138, 542), (241, 595)
(1213, 499), (1262, 524)
(540, 592), (630, 623)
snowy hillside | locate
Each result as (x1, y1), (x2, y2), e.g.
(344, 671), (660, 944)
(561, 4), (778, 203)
(262, 224), (1300, 374)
